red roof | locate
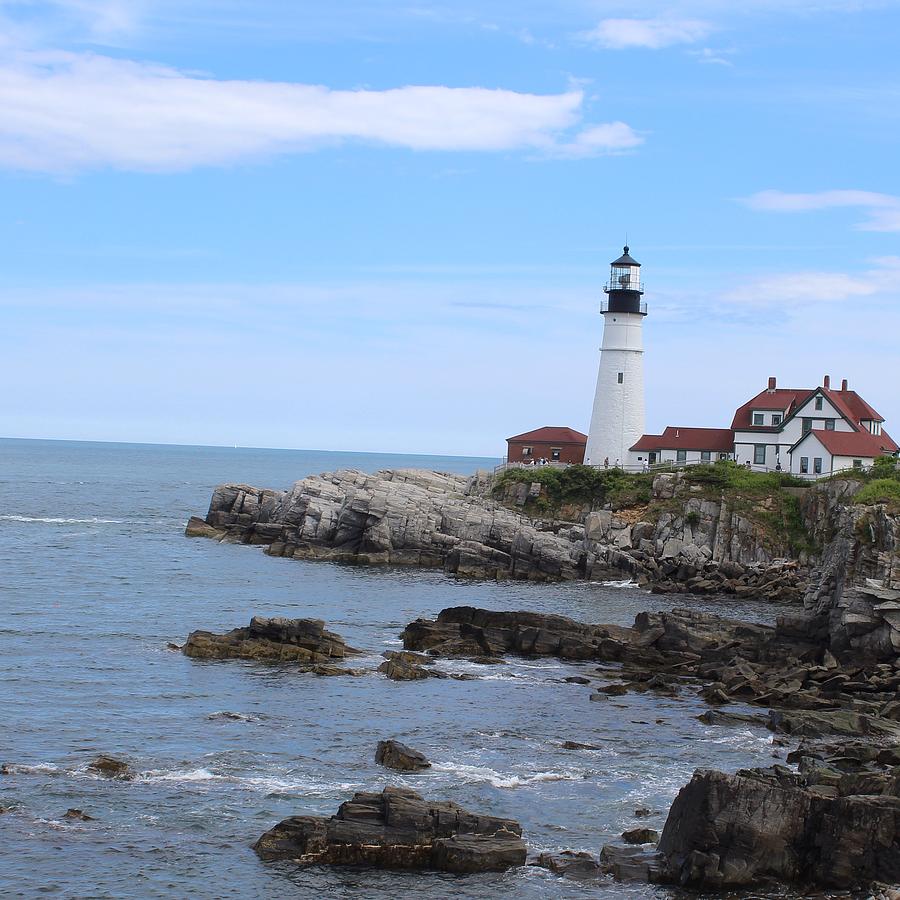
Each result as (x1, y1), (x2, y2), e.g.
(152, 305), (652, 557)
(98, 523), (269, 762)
(822, 387), (884, 424)
(630, 427), (734, 453)
(798, 429), (898, 457)
(731, 389), (812, 430)
(507, 426), (587, 444)
(732, 383), (885, 432)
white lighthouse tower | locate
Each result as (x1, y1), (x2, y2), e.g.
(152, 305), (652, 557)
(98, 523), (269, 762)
(584, 246), (647, 467)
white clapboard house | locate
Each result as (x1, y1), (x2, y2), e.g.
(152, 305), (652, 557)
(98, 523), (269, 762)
(628, 376), (897, 477)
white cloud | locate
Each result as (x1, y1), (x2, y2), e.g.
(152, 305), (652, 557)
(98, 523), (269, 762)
(583, 17), (714, 50)
(743, 189), (900, 231)
(548, 121), (644, 157)
(722, 256), (900, 307)
(0, 50), (641, 172)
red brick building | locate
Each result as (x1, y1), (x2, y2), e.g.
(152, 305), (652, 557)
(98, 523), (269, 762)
(506, 426), (587, 465)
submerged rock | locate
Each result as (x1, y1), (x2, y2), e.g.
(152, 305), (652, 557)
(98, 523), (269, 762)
(182, 616), (361, 669)
(254, 786), (526, 873)
(63, 808), (94, 821)
(375, 740), (431, 772)
(86, 755), (131, 779)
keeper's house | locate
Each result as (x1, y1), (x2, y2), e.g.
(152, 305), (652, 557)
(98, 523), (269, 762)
(506, 426), (587, 465)
(628, 376), (897, 476)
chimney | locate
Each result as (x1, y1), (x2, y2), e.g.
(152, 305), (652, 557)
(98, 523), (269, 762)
(823, 375), (831, 389)
(842, 378), (849, 391)
(767, 376), (777, 392)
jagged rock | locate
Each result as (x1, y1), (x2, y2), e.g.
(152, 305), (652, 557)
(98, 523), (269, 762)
(183, 616), (360, 669)
(63, 808), (94, 821)
(375, 740), (431, 772)
(532, 850), (602, 877)
(86, 755), (131, 779)
(622, 827), (659, 844)
(184, 516), (225, 539)
(599, 844), (666, 882)
(253, 786), (526, 873)
(655, 767), (900, 889)
(378, 650), (442, 681)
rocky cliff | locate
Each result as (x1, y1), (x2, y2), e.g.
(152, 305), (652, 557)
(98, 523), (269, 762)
(187, 466), (898, 605)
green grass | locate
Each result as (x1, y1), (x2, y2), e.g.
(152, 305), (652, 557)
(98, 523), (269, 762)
(680, 460), (807, 495)
(493, 465), (654, 510)
(854, 479), (900, 506)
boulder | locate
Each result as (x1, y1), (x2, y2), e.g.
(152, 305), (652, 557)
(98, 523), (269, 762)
(254, 786), (526, 873)
(375, 740), (431, 772)
(622, 827), (659, 844)
(532, 850), (602, 877)
(86, 755), (131, 779)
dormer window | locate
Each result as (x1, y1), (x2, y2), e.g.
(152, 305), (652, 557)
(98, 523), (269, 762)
(753, 413), (764, 426)
(772, 414), (782, 426)
(815, 397), (823, 411)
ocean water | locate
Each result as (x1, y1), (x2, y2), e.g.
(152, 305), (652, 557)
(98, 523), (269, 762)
(0, 438), (806, 899)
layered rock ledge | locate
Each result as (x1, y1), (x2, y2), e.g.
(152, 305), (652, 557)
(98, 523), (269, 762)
(183, 616), (362, 674)
(253, 786), (526, 873)
(186, 468), (818, 592)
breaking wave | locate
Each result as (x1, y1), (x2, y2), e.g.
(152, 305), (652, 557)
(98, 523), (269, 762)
(0, 515), (124, 525)
(430, 762), (583, 789)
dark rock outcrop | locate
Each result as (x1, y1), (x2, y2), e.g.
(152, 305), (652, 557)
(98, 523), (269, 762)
(183, 616), (361, 673)
(253, 786), (526, 873)
(375, 740), (431, 772)
(655, 765), (900, 889)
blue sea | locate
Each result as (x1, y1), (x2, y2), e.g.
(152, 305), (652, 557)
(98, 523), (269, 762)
(0, 438), (806, 898)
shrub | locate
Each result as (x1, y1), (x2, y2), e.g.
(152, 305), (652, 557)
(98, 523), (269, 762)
(855, 479), (900, 506)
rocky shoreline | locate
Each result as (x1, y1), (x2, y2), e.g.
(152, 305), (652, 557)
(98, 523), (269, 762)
(185, 467), (827, 598)
(177, 464), (900, 892)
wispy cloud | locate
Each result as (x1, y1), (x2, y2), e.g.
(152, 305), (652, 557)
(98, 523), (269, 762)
(742, 189), (900, 231)
(721, 256), (900, 306)
(0, 51), (642, 173)
(582, 17), (714, 50)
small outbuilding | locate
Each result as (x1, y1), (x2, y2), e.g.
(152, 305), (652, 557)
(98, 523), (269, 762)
(506, 426), (587, 465)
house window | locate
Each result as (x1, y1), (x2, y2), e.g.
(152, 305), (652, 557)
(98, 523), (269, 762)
(800, 457), (809, 474)
(753, 413), (764, 426)
(701, 451), (711, 462)
(802, 418), (812, 434)
(522, 446), (532, 457)
(815, 397), (823, 411)
(754, 445), (766, 465)
(772, 414), (782, 426)
(718, 452), (728, 460)
(617, 372), (624, 384)
(550, 448), (561, 461)
(814, 457), (822, 475)
(824, 419), (835, 431)
(853, 459), (863, 469)
(676, 450), (687, 463)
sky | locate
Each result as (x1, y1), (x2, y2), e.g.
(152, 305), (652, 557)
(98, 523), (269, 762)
(1, 0), (898, 456)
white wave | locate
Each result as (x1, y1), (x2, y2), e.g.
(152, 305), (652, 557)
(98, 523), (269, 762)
(135, 767), (359, 795)
(0, 515), (124, 525)
(590, 578), (641, 589)
(430, 762), (582, 789)
(1, 762), (61, 775)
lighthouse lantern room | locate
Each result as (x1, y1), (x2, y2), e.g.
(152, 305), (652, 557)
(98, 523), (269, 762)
(584, 246), (648, 467)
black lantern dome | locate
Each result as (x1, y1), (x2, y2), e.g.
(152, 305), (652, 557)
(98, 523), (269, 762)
(603, 245), (647, 315)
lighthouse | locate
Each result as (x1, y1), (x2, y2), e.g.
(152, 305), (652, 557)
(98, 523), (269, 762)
(584, 246), (647, 467)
